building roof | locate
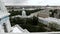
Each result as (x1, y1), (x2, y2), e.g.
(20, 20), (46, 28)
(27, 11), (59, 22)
(11, 24), (29, 33)
(12, 27), (23, 33)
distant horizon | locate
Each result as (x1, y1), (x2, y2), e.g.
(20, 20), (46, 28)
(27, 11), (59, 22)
(5, 4), (60, 6)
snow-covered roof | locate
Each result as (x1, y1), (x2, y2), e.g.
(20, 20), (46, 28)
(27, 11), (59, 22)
(38, 17), (60, 25)
(11, 24), (29, 33)
(12, 27), (23, 33)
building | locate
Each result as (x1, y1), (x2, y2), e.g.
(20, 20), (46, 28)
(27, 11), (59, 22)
(0, 0), (29, 33)
(0, 0), (11, 33)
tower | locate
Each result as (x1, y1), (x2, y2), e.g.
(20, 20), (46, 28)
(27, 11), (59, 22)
(0, 0), (11, 33)
(22, 8), (26, 16)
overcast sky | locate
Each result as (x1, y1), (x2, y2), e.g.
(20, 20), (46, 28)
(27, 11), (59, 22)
(2, 0), (60, 6)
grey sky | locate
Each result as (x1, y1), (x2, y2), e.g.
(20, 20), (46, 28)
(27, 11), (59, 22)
(2, 0), (60, 6)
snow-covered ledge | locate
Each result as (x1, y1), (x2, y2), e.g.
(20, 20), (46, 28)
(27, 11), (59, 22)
(0, 13), (10, 19)
(11, 24), (29, 33)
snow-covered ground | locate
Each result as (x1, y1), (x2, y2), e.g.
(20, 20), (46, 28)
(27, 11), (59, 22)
(38, 17), (60, 25)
